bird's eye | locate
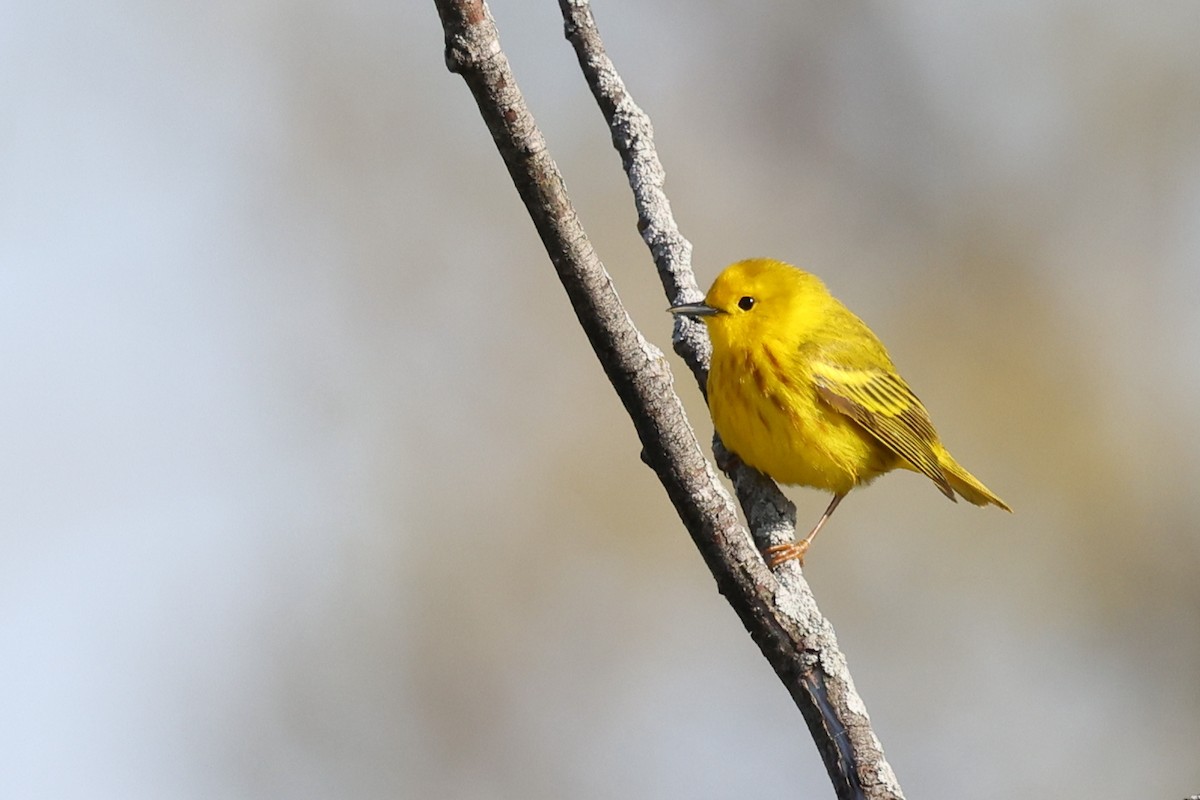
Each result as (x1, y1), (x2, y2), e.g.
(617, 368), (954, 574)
(738, 296), (755, 311)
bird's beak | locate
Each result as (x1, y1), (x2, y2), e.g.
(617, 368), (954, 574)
(668, 301), (720, 318)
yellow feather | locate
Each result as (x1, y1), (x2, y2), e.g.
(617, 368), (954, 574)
(670, 258), (1010, 563)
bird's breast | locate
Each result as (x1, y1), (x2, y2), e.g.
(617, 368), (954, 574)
(706, 345), (893, 493)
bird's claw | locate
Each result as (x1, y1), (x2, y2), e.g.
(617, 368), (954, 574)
(765, 540), (810, 569)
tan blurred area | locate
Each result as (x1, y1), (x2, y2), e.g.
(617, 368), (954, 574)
(3, 1), (1199, 798)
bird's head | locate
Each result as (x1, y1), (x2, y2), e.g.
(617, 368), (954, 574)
(669, 258), (831, 351)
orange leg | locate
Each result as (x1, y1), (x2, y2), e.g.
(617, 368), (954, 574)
(765, 492), (847, 568)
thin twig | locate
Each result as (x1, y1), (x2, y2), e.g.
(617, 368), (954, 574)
(558, 6), (904, 798)
(557, 0), (801, 555)
(435, 2), (904, 798)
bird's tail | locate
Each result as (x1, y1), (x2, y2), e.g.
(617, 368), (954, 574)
(937, 449), (1012, 512)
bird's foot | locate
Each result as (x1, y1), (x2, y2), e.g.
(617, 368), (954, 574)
(764, 540), (810, 569)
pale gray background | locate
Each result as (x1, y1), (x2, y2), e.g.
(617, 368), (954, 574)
(3, 1), (1198, 798)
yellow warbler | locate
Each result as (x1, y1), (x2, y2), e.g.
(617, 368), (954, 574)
(670, 258), (1010, 567)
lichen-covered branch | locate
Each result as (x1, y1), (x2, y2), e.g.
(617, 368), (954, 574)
(434, 1), (904, 798)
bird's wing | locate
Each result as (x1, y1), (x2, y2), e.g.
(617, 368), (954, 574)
(810, 359), (954, 499)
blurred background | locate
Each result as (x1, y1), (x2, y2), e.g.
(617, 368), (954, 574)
(3, 1), (1198, 798)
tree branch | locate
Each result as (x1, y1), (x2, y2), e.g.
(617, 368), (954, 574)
(434, 2), (903, 797)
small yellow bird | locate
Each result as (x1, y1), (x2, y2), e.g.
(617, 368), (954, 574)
(670, 258), (1010, 567)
